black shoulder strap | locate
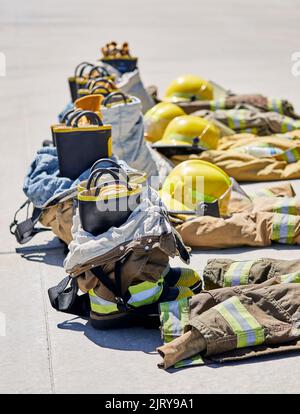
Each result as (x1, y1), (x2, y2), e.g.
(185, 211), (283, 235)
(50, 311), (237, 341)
(48, 276), (90, 317)
(10, 199), (50, 244)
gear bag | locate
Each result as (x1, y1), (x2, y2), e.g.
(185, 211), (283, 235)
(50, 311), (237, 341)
(53, 111), (112, 180)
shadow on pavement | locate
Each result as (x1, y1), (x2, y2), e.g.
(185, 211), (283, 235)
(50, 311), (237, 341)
(58, 316), (162, 353)
(190, 244), (300, 256)
(16, 240), (66, 267)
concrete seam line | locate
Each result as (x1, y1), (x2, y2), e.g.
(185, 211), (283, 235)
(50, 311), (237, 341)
(40, 264), (56, 394)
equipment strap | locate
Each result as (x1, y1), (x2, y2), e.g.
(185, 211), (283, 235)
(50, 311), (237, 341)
(48, 275), (90, 317)
(10, 199), (50, 244)
(90, 259), (132, 312)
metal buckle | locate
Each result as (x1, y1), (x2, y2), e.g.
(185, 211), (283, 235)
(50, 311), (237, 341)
(115, 297), (128, 313)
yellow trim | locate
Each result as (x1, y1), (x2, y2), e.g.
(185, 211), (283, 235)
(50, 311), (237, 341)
(50, 123), (62, 131)
(52, 125), (111, 133)
(107, 136), (113, 157)
(78, 183), (142, 202)
(75, 78), (89, 86)
(77, 88), (119, 97)
(76, 76), (116, 84)
(101, 56), (138, 61)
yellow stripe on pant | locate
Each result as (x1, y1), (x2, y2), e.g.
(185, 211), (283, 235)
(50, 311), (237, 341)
(267, 98), (284, 114)
(273, 199), (297, 215)
(271, 213), (297, 244)
(280, 271), (300, 283)
(224, 261), (255, 287)
(277, 147), (300, 164)
(214, 296), (265, 348)
(159, 298), (204, 367)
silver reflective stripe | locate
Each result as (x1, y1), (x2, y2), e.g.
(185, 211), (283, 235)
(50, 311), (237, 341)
(159, 299), (204, 368)
(89, 294), (116, 307)
(273, 198), (297, 215)
(271, 213), (297, 244)
(127, 284), (162, 305)
(160, 298), (190, 342)
(168, 300), (183, 337)
(215, 296), (265, 348)
(224, 261), (255, 286)
(285, 149), (298, 163)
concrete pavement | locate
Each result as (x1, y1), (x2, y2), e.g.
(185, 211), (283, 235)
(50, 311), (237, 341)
(0, 0), (300, 393)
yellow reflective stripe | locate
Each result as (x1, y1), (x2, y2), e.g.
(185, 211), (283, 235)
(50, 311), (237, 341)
(215, 296), (265, 348)
(89, 289), (118, 314)
(228, 115), (239, 130)
(90, 280), (163, 314)
(174, 354), (204, 368)
(175, 268), (201, 288)
(280, 271), (300, 283)
(281, 117), (296, 133)
(210, 101), (216, 110)
(278, 147), (300, 164)
(128, 280), (163, 307)
(160, 298), (190, 343)
(176, 286), (194, 299)
(271, 213), (297, 244)
(160, 298), (205, 367)
(238, 110), (247, 130)
(268, 98), (283, 114)
(226, 110), (249, 130)
(224, 261), (255, 287)
(210, 98), (226, 110)
(273, 198), (297, 215)
(227, 116), (236, 130)
(243, 127), (258, 134)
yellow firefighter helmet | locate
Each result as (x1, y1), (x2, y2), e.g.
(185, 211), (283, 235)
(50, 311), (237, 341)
(144, 102), (185, 143)
(164, 74), (214, 103)
(160, 159), (232, 219)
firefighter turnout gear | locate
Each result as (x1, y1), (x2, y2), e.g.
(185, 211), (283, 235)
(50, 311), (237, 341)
(176, 187), (300, 249)
(157, 276), (300, 369)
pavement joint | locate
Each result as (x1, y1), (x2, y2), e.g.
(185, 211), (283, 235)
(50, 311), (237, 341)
(40, 264), (56, 394)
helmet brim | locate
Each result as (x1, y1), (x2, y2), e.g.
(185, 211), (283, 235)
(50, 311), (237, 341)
(152, 142), (206, 157)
